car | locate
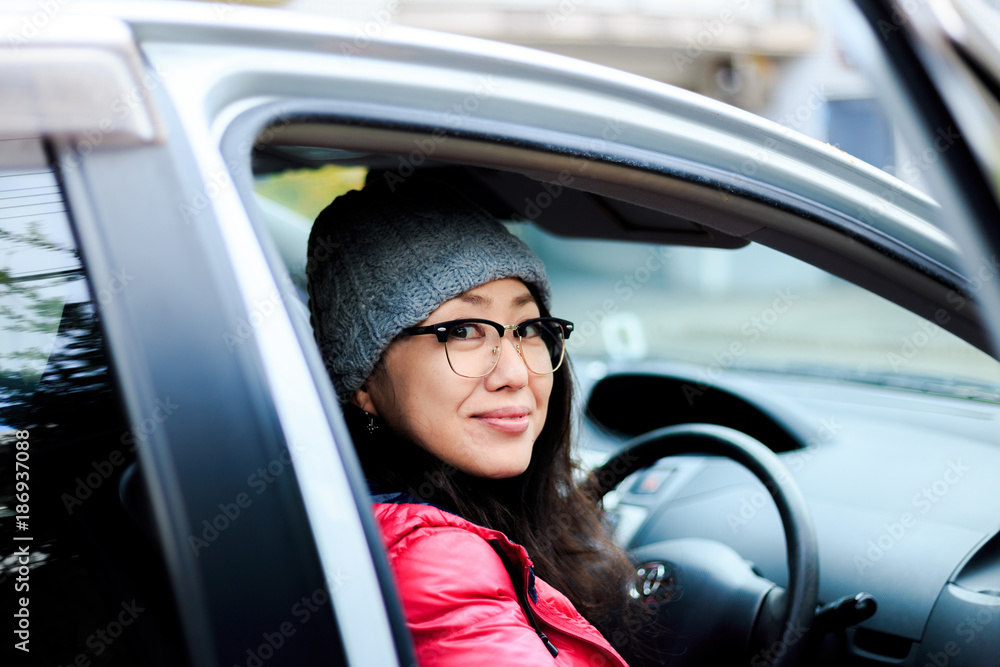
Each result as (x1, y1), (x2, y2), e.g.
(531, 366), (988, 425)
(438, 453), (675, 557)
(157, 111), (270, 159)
(2, 1), (1000, 666)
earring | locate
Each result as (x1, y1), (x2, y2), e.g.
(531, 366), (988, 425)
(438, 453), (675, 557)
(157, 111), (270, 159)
(366, 412), (379, 435)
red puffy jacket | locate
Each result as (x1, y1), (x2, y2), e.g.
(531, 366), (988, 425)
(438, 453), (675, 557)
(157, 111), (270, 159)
(373, 501), (630, 666)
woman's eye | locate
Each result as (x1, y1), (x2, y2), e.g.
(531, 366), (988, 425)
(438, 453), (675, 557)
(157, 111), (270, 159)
(521, 322), (542, 338)
(449, 323), (486, 340)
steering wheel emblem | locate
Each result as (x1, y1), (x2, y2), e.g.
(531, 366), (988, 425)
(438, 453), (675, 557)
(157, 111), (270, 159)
(630, 561), (680, 603)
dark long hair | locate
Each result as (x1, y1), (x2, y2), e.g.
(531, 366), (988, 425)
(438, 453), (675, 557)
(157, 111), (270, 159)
(305, 166), (652, 651)
(346, 342), (651, 652)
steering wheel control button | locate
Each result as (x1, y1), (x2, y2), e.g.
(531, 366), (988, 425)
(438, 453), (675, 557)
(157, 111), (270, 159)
(630, 468), (673, 495)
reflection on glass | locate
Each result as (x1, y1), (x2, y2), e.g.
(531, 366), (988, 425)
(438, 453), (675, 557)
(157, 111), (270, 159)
(0, 168), (185, 666)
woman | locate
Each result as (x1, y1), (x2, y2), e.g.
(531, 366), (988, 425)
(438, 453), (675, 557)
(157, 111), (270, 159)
(307, 173), (648, 666)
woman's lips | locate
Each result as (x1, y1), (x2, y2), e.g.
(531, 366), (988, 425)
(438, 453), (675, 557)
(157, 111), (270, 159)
(473, 407), (531, 434)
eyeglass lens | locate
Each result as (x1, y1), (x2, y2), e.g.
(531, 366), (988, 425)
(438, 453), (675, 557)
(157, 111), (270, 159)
(443, 320), (567, 377)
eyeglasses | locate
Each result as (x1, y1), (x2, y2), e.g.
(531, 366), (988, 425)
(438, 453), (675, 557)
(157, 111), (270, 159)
(402, 317), (574, 378)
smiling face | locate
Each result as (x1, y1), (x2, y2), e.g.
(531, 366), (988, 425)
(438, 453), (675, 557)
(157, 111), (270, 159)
(352, 278), (554, 479)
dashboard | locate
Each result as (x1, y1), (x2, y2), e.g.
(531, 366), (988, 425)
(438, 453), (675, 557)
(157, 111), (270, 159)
(581, 363), (1000, 664)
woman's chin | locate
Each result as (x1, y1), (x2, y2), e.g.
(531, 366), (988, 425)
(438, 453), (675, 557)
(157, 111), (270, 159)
(459, 455), (532, 480)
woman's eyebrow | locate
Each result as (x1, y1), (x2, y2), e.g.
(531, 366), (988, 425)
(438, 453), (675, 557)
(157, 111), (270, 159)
(458, 293), (491, 308)
(457, 290), (534, 309)
(512, 292), (536, 307)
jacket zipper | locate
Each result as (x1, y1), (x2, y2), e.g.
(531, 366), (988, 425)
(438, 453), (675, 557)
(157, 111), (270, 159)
(529, 600), (630, 667)
(489, 540), (560, 658)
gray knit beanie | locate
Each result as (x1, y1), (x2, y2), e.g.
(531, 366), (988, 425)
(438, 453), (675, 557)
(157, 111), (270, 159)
(306, 173), (551, 403)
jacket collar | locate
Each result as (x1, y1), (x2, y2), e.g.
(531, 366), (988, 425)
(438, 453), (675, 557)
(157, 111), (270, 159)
(372, 500), (534, 569)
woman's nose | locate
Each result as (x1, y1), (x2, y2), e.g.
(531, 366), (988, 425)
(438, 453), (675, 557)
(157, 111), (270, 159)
(485, 334), (529, 389)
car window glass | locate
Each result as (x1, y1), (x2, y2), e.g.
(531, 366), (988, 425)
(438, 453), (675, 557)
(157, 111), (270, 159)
(0, 165), (190, 667)
(519, 228), (1000, 399)
(254, 163), (1000, 401)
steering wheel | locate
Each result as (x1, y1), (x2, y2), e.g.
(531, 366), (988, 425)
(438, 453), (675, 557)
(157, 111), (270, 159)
(590, 423), (819, 667)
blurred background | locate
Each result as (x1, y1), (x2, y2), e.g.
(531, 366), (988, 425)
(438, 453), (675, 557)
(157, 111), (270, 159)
(235, 0), (1000, 391)
(231, 0), (898, 182)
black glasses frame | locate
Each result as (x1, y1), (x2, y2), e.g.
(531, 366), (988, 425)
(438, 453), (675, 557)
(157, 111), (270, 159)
(403, 317), (574, 343)
(402, 316), (574, 377)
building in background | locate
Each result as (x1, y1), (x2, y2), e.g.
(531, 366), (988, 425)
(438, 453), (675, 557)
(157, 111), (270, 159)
(276, 0), (898, 179)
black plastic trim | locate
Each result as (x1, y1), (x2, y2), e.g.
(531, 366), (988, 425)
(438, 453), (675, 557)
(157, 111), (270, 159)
(586, 373), (806, 453)
(60, 88), (347, 667)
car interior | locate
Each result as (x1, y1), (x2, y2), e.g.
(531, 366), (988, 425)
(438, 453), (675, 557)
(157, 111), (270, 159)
(3, 3), (1000, 666)
(240, 119), (1000, 666)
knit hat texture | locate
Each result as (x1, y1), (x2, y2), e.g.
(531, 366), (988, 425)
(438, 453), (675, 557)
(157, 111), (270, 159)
(307, 174), (551, 403)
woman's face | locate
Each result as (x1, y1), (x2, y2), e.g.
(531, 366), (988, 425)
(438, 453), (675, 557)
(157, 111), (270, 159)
(353, 278), (554, 479)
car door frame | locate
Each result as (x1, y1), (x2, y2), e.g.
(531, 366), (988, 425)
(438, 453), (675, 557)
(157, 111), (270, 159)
(35, 18), (410, 667)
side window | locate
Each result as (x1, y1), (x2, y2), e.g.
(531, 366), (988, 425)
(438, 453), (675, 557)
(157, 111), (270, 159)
(0, 161), (189, 666)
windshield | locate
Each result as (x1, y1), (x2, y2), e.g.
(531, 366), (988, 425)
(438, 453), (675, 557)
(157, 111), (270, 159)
(516, 225), (1000, 400)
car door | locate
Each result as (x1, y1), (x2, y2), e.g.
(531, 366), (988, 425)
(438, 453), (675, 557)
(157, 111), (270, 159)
(126, 7), (998, 667)
(1, 14), (405, 667)
(7, 4), (999, 667)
